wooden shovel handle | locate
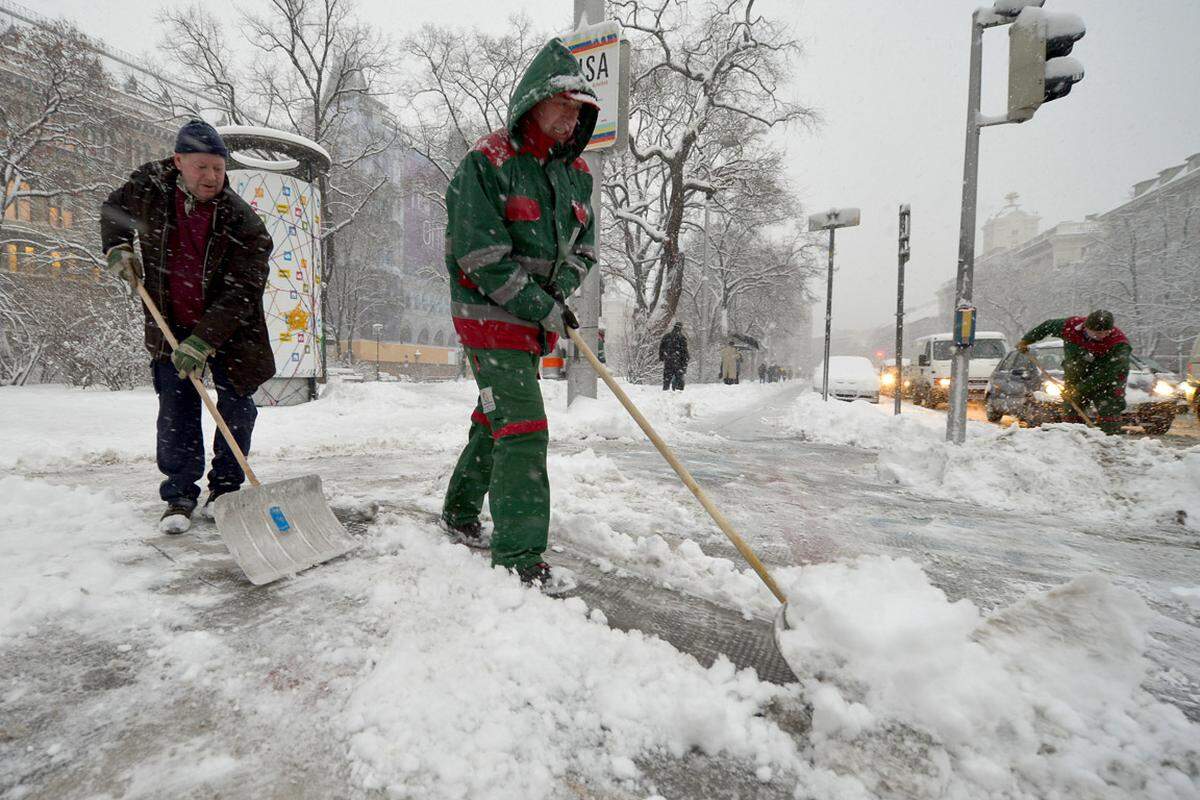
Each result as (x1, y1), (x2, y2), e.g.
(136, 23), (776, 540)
(135, 281), (262, 486)
(567, 327), (788, 605)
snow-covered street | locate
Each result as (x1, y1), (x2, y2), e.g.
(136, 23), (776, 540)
(3, 378), (1199, 799)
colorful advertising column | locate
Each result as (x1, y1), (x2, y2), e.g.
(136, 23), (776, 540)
(217, 127), (332, 406)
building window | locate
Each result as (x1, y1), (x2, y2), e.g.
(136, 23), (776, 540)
(17, 182), (31, 222)
(49, 205), (60, 228)
(6, 243), (16, 272)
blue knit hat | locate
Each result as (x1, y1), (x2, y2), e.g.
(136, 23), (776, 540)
(174, 119), (229, 158)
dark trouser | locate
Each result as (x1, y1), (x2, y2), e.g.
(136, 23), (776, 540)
(662, 366), (685, 391)
(442, 348), (549, 570)
(152, 360), (257, 507)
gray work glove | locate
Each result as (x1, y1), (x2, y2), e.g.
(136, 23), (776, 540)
(104, 244), (144, 288)
(540, 285), (580, 337)
(539, 301), (579, 337)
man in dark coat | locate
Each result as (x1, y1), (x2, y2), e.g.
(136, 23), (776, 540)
(100, 119), (275, 533)
(1017, 309), (1132, 435)
(659, 321), (689, 391)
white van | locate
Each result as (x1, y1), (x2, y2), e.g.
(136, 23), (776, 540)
(908, 331), (1010, 408)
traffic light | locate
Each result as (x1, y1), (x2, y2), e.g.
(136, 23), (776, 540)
(1007, 7), (1085, 122)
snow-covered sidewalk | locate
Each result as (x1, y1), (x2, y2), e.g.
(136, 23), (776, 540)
(2, 380), (1199, 799)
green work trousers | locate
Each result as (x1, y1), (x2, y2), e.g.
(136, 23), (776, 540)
(442, 348), (550, 569)
(1063, 385), (1126, 435)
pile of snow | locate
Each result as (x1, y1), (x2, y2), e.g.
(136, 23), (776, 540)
(775, 394), (1200, 528)
(777, 555), (1200, 798)
(0, 475), (173, 638)
(341, 517), (802, 798)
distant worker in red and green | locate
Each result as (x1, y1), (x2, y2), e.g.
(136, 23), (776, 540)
(1017, 309), (1132, 435)
(439, 38), (599, 588)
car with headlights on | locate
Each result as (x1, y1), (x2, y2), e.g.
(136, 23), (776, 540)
(878, 357), (911, 398)
(984, 339), (1191, 434)
(812, 356), (881, 402)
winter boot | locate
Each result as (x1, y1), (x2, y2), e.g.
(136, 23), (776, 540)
(159, 501), (194, 535)
(513, 561), (576, 596)
(199, 490), (233, 521)
(439, 515), (490, 549)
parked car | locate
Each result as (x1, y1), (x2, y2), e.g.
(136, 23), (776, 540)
(908, 331), (1009, 409)
(878, 357), (911, 398)
(984, 339), (1190, 434)
(812, 356), (880, 402)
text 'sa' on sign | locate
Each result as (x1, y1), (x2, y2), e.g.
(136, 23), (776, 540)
(563, 21), (625, 152)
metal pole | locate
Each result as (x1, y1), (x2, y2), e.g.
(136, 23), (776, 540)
(895, 204), (909, 416)
(568, 0), (605, 405)
(946, 11), (985, 444)
(821, 226), (835, 401)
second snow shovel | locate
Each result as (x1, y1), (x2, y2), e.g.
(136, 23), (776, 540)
(565, 327), (798, 650)
(136, 282), (358, 585)
(1023, 349), (1094, 428)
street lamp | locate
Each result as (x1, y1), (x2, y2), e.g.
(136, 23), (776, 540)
(371, 323), (383, 380)
(808, 207), (861, 401)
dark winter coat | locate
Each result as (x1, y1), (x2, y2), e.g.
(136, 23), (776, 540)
(100, 158), (276, 395)
(1022, 316), (1132, 402)
(659, 328), (689, 371)
(445, 38), (599, 356)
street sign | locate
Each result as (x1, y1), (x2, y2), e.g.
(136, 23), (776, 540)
(563, 21), (627, 151)
(954, 305), (977, 347)
(807, 207), (861, 231)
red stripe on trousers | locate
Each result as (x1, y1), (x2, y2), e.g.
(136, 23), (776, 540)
(471, 409), (492, 429)
(493, 418), (548, 440)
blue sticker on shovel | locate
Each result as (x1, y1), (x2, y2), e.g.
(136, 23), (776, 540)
(269, 506), (291, 533)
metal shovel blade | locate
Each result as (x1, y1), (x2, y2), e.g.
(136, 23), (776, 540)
(212, 474), (359, 586)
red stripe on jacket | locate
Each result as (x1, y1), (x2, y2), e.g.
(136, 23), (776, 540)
(494, 418), (548, 440)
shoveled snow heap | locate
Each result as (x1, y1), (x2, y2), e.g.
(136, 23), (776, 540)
(774, 393), (1200, 529)
(337, 516), (803, 798)
(775, 555), (1200, 799)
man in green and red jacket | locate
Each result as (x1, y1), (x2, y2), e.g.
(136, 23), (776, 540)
(1017, 310), (1132, 435)
(439, 39), (599, 586)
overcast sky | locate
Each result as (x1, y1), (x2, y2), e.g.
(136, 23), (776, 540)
(36, 0), (1200, 333)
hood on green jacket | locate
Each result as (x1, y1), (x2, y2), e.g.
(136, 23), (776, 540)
(506, 38), (599, 163)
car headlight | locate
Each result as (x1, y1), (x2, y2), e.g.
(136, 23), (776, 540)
(937, 378), (951, 388)
(1153, 379), (1177, 397)
(1042, 380), (1062, 398)
(881, 372), (896, 386)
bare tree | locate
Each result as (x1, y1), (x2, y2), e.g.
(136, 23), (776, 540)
(398, 15), (545, 211)
(605, 0), (817, 349)
(0, 22), (112, 240)
(0, 20), (149, 387)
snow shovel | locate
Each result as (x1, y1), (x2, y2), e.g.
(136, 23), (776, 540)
(565, 327), (797, 643)
(136, 282), (358, 585)
(1023, 349), (1094, 428)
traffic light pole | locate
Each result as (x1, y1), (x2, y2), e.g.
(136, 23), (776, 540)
(946, 8), (1014, 443)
